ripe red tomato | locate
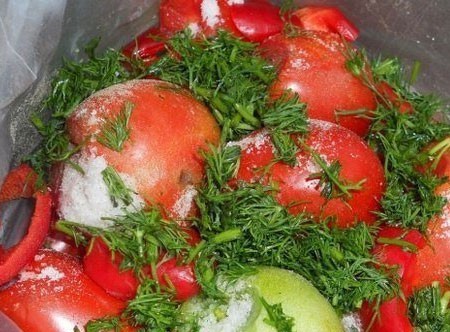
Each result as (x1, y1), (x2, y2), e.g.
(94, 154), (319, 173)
(229, 0), (283, 42)
(156, 257), (200, 301)
(359, 297), (413, 332)
(66, 79), (220, 219)
(290, 6), (359, 42)
(234, 119), (385, 227)
(0, 249), (128, 332)
(260, 31), (377, 136)
(159, 0), (203, 36)
(83, 237), (139, 300)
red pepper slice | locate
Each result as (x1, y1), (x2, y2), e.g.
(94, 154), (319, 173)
(0, 164), (37, 203)
(122, 27), (167, 65)
(0, 191), (52, 285)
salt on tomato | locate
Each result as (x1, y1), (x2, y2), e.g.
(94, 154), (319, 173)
(0, 249), (129, 332)
(234, 119), (385, 227)
(260, 31), (377, 136)
(65, 79), (220, 220)
(159, 0), (203, 36)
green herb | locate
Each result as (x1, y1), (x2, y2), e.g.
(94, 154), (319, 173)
(85, 317), (121, 332)
(26, 39), (145, 183)
(101, 166), (134, 207)
(56, 207), (189, 272)
(345, 47), (450, 231)
(260, 297), (294, 332)
(195, 145), (397, 313)
(148, 30), (307, 147)
(97, 101), (134, 152)
(308, 150), (366, 200)
(408, 282), (450, 331)
(125, 279), (181, 332)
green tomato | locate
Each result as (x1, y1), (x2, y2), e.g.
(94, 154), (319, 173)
(179, 266), (343, 332)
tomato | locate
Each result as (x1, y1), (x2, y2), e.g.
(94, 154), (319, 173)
(234, 119), (385, 227)
(260, 31), (377, 136)
(376, 81), (413, 114)
(0, 249), (129, 332)
(373, 226), (426, 295)
(401, 149), (450, 294)
(83, 237), (139, 300)
(65, 79), (220, 220)
(159, 0), (203, 36)
(157, 257), (200, 301)
(0, 163), (37, 202)
(290, 6), (359, 42)
(229, 0), (283, 42)
(122, 27), (166, 65)
(359, 297), (413, 332)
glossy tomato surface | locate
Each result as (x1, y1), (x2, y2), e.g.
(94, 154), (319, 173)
(234, 120), (385, 227)
(260, 31), (377, 136)
(360, 297), (413, 332)
(0, 249), (127, 332)
(67, 79), (220, 219)
(159, 0), (202, 35)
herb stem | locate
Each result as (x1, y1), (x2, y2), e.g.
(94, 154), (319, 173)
(376, 237), (418, 253)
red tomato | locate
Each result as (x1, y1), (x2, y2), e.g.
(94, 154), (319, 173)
(122, 27), (166, 65)
(157, 257), (200, 301)
(376, 81), (414, 114)
(359, 297), (413, 332)
(373, 226), (426, 293)
(0, 163), (37, 202)
(291, 6), (359, 42)
(260, 31), (377, 136)
(159, 0), (203, 36)
(83, 237), (139, 300)
(234, 120), (385, 227)
(66, 79), (220, 219)
(229, 0), (283, 42)
(0, 249), (129, 332)
(201, 0), (242, 37)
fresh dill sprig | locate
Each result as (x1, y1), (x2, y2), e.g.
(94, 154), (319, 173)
(260, 297), (294, 332)
(345, 46), (450, 231)
(308, 151), (366, 200)
(195, 145), (397, 314)
(25, 39), (146, 183)
(56, 208), (190, 272)
(84, 316), (121, 332)
(97, 101), (134, 152)
(408, 282), (450, 331)
(101, 165), (135, 207)
(125, 279), (182, 332)
(148, 30), (308, 148)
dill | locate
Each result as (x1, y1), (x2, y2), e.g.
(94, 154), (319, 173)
(26, 39), (146, 183)
(101, 166), (134, 207)
(261, 297), (294, 332)
(345, 47), (450, 231)
(85, 317), (121, 332)
(408, 282), (450, 331)
(97, 101), (134, 152)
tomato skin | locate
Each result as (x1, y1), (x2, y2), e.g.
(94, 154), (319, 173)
(0, 249), (127, 332)
(229, 0), (283, 42)
(83, 237), (139, 300)
(291, 6), (359, 42)
(159, 0), (203, 36)
(67, 79), (220, 219)
(157, 257), (200, 301)
(359, 297), (413, 332)
(0, 163), (37, 202)
(235, 120), (385, 227)
(260, 31), (377, 136)
(376, 81), (413, 114)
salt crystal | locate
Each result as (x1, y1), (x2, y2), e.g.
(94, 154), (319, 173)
(171, 185), (198, 219)
(226, 0), (244, 4)
(342, 312), (363, 332)
(201, 0), (221, 28)
(58, 154), (144, 228)
(18, 266), (64, 283)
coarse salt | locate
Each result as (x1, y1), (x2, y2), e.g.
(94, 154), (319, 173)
(18, 266), (65, 283)
(171, 185), (198, 219)
(58, 154), (144, 228)
(201, 0), (222, 28)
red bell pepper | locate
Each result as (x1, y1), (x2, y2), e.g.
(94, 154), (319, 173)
(0, 191), (53, 285)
